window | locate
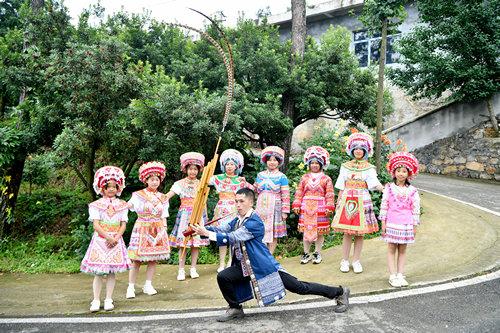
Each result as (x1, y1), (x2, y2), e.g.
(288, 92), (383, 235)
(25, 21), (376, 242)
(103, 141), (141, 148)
(353, 30), (401, 67)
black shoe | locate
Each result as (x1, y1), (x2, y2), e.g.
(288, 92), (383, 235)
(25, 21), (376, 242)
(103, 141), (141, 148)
(216, 307), (245, 322)
(334, 287), (350, 313)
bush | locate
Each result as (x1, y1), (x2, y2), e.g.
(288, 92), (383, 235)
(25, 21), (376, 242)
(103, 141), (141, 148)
(12, 189), (90, 238)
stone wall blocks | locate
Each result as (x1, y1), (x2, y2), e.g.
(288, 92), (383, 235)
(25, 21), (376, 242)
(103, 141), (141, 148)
(465, 161), (485, 172)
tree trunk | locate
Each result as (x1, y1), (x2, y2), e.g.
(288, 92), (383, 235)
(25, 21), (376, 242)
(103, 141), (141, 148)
(290, 0), (306, 61)
(281, 93), (295, 171)
(487, 97), (499, 137)
(0, 0), (45, 239)
(281, 0), (306, 170)
(375, 19), (388, 173)
(123, 158), (138, 179)
(0, 156), (26, 239)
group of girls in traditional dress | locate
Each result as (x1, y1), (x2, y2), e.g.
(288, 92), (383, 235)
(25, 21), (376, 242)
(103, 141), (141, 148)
(293, 133), (420, 288)
(80, 131), (421, 312)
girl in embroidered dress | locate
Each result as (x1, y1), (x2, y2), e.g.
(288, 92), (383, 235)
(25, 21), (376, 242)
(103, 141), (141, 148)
(81, 166), (131, 312)
(254, 146), (290, 255)
(332, 133), (384, 274)
(380, 152), (421, 287)
(166, 152), (209, 281)
(292, 146), (335, 265)
(210, 149), (252, 272)
(126, 161), (170, 299)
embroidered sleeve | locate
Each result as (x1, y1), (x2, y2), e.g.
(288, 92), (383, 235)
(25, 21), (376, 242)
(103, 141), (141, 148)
(366, 167), (382, 190)
(379, 184), (390, 222)
(119, 201), (129, 222)
(334, 166), (346, 190)
(207, 218), (235, 233)
(280, 175), (291, 214)
(412, 189), (421, 225)
(254, 173), (262, 193)
(161, 199), (170, 219)
(215, 226), (254, 246)
(325, 176), (335, 211)
(253, 178), (259, 193)
(88, 205), (100, 221)
(242, 177), (254, 189)
(292, 175), (306, 210)
(170, 181), (183, 195)
(127, 193), (140, 212)
(209, 175), (216, 187)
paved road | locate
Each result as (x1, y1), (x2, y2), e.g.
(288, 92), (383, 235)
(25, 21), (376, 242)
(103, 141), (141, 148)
(2, 278), (499, 333)
(413, 174), (500, 213)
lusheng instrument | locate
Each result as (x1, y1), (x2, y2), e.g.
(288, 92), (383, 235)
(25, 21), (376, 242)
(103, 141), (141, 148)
(169, 9), (235, 256)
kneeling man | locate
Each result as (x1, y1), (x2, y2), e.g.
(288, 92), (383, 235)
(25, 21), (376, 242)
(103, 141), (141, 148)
(192, 187), (350, 322)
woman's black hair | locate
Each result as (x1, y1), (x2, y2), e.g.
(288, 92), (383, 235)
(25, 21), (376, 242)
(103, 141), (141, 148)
(307, 158), (323, 170)
(185, 164), (202, 172)
(104, 181), (119, 189)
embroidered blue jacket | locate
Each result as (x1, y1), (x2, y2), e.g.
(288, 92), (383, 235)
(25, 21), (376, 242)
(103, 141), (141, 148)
(207, 212), (286, 306)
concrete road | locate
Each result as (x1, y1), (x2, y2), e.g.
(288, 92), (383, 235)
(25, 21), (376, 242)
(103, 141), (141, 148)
(413, 174), (500, 213)
(1, 278), (498, 332)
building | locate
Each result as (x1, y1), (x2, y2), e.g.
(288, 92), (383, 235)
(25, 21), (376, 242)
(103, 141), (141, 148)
(267, 0), (447, 152)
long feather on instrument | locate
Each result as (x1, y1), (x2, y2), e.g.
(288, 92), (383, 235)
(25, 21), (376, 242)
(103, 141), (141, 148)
(166, 10), (235, 256)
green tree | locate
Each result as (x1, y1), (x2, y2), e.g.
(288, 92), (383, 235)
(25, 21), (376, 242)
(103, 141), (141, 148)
(176, 18), (387, 162)
(0, 0), (23, 34)
(47, 39), (141, 198)
(388, 0), (499, 136)
(360, 0), (407, 172)
(298, 26), (390, 128)
(0, 0), (73, 238)
(23, 152), (56, 194)
(111, 61), (249, 181)
(280, 0), (306, 168)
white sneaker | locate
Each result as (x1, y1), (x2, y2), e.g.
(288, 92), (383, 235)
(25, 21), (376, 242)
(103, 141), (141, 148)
(177, 269), (186, 281)
(126, 285), (135, 299)
(89, 299), (100, 312)
(217, 265), (225, 273)
(143, 284), (158, 296)
(352, 260), (363, 273)
(397, 273), (409, 287)
(389, 274), (401, 287)
(312, 252), (322, 264)
(340, 259), (350, 273)
(190, 267), (200, 279)
(300, 253), (312, 264)
(103, 298), (114, 311)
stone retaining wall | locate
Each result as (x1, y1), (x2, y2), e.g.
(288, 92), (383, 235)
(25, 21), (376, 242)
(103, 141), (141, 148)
(413, 121), (500, 181)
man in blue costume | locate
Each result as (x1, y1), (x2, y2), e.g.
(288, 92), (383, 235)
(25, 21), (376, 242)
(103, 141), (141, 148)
(192, 187), (350, 322)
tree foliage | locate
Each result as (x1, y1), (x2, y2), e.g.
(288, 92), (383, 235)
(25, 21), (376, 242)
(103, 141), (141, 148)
(359, 0), (406, 171)
(0, 1), (387, 230)
(388, 0), (500, 103)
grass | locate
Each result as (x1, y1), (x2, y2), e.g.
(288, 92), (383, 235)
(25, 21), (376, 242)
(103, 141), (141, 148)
(0, 228), (382, 274)
(0, 236), (81, 273)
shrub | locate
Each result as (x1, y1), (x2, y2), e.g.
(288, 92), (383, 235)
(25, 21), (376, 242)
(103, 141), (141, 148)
(12, 189), (89, 238)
